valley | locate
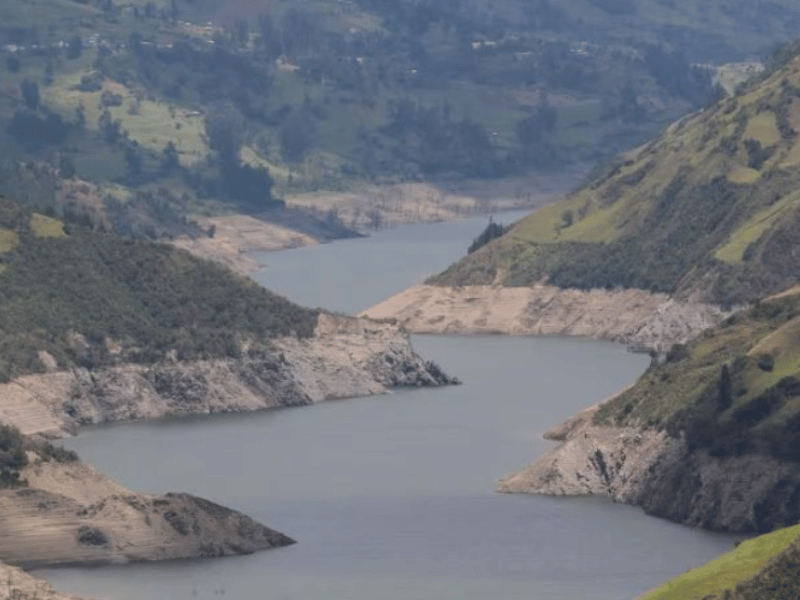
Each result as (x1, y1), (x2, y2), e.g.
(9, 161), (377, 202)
(4, 0), (800, 598)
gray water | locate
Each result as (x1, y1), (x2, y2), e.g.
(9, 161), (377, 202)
(39, 214), (739, 600)
(248, 210), (534, 315)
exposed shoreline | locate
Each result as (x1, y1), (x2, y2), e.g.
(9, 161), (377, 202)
(361, 283), (730, 352)
(171, 171), (584, 275)
(0, 313), (455, 597)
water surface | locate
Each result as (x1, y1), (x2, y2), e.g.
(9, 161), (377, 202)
(39, 215), (739, 600)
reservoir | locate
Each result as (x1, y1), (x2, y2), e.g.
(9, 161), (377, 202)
(39, 212), (738, 600)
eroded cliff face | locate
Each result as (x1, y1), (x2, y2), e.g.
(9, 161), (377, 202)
(0, 313), (454, 438)
(497, 404), (800, 533)
(361, 284), (729, 352)
(0, 558), (89, 600)
(0, 459), (293, 570)
(0, 312), (453, 575)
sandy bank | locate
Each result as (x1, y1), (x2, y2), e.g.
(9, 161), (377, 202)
(173, 170), (585, 274)
(171, 214), (317, 274)
(361, 284), (728, 352)
(285, 170), (583, 232)
(0, 459), (293, 570)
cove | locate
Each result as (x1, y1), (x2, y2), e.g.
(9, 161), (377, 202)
(38, 213), (738, 600)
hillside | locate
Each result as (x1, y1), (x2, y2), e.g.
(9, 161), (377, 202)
(0, 196), (318, 381)
(640, 522), (800, 600)
(0, 193), (456, 580)
(431, 42), (800, 306)
(497, 286), (800, 534)
(0, 0), (795, 239)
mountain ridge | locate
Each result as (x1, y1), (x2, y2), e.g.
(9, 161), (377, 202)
(429, 41), (800, 306)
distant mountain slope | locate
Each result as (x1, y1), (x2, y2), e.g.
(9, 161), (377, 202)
(432, 42), (800, 305)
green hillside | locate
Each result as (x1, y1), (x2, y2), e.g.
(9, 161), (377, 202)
(0, 196), (318, 382)
(642, 523), (800, 600)
(595, 287), (800, 441)
(432, 42), (800, 305)
(0, 0), (797, 228)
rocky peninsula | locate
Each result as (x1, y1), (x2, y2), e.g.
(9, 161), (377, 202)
(362, 283), (728, 352)
(0, 311), (454, 598)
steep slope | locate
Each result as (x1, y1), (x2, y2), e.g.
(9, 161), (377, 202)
(498, 287), (800, 534)
(640, 523), (800, 600)
(431, 42), (800, 307)
(0, 199), (455, 580)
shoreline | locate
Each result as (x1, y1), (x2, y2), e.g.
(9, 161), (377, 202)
(361, 284), (729, 353)
(171, 171), (584, 275)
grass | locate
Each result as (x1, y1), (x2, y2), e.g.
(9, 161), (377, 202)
(727, 166), (762, 184)
(595, 301), (785, 426)
(0, 0), (98, 28)
(779, 137), (800, 167)
(744, 112), (781, 147)
(109, 100), (209, 166)
(641, 525), (800, 600)
(42, 67), (209, 167)
(0, 229), (19, 253)
(714, 190), (800, 264)
(29, 214), (65, 238)
(432, 42), (800, 303)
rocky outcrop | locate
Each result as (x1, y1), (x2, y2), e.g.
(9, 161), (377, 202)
(0, 311), (453, 577)
(0, 459), (293, 569)
(0, 558), (90, 600)
(498, 403), (800, 533)
(361, 284), (729, 352)
(0, 313), (455, 438)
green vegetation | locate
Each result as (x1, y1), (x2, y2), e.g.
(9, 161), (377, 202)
(0, 422), (78, 489)
(0, 197), (318, 382)
(642, 524), (800, 600)
(592, 290), (800, 509)
(431, 41), (800, 305)
(0, 0), (791, 225)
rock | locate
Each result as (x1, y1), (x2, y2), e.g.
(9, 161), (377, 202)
(0, 313), (454, 438)
(498, 402), (800, 533)
(0, 311), (453, 579)
(362, 284), (730, 352)
(0, 558), (90, 600)
(0, 460), (293, 570)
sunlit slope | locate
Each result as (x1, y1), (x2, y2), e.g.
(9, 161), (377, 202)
(641, 524), (800, 600)
(432, 44), (800, 305)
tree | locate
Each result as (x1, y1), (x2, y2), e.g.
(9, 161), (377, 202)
(59, 155), (77, 179)
(280, 8), (317, 56)
(204, 102), (246, 164)
(99, 109), (122, 144)
(468, 218), (507, 253)
(718, 364), (733, 410)
(124, 145), (143, 182)
(6, 55), (20, 73)
(161, 141), (180, 174)
(257, 13), (281, 57)
(66, 35), (83, 60)
(280, 112), (315, 162)
(20, 80), (39, 111)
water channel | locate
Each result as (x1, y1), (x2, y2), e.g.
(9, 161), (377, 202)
(39, 212), (738, 600)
